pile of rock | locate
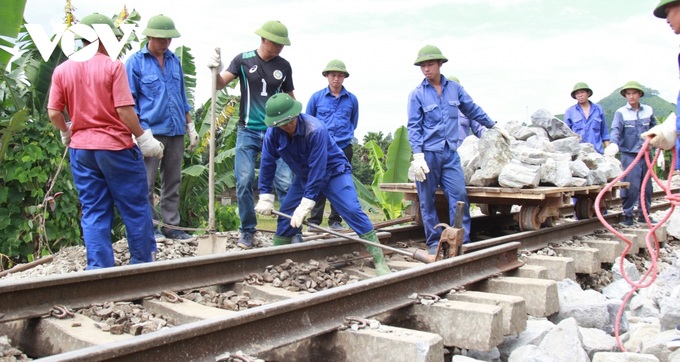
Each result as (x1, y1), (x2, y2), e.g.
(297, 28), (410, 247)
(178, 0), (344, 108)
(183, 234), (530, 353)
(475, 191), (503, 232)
(458, 109), (623, 188)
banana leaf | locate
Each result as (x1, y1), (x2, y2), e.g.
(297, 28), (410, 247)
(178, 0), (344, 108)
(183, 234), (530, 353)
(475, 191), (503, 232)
(175, 45), (196, 108)
(0, 0), (27, 67)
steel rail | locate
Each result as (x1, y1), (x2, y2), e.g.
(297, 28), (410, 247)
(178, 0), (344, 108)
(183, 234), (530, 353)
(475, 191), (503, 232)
(464, 200), (671, 254)
(38, 242), (523, 362)
(0, 235), (392, 323)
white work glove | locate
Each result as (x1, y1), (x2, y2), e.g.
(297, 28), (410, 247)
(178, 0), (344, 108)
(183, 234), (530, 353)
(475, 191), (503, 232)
(207, 47), (222, 72)
(136, 129), (164, 158)
(408, 153), (430, 182)
(657, 150), (666, 170)
(604, 143), (619, 157)
(641, 113), (678, 151)
(186, 123), (199, 152)
(254, 193), (275, 216)
(492, 124), (514, 143)
(291, 197), (316, 228)
(60, 123), (71, 147)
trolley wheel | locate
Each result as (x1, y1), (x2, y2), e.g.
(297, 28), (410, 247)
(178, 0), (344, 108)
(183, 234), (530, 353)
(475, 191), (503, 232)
(519, 205), (542, 231)
(575, 198), (594, 220)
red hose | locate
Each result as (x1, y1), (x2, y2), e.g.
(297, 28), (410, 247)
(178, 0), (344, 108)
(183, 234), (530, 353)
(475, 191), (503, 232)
(595, 138), (677, 351)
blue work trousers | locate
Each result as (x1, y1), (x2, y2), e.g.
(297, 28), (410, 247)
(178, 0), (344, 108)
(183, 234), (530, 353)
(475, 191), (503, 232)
(276, 170), (372, 237)
(620, 152), (652, 218)
(416, 147), (471, 253)
(308, 144), (353, 226)
(235, 127), (292, 234)
(69, 147), (155, 269)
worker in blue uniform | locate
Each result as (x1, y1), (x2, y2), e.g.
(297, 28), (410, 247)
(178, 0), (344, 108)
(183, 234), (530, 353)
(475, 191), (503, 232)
(407, 45), (512, 261)
(253, 93), (391, 275)
(564, 82), (610, 154)
(605, 81), (657, 226)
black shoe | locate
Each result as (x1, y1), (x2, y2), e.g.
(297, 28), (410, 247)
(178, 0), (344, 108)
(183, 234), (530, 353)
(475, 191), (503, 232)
(638, 217), (657, 224)
(163, 229), (193, 240)
(620, 216), (634, 227)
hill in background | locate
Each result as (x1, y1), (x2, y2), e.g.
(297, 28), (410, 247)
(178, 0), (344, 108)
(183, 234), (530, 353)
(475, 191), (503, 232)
(556, 84), (676, 127)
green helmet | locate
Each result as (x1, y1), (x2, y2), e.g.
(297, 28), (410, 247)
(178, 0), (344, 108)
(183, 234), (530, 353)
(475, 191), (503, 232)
(570, 82), (593, 99)
(447, 75), (460, 84)
(255, 20), (291, 46)
(78, 13), (121, 37)
(322, 59), (349, 77)
(264, 93), (302, 127)
(142, 14), (181, 38)
(414, 45), (448, 66)
(620, 81), (644, 97)
(654, 0), (680, 18)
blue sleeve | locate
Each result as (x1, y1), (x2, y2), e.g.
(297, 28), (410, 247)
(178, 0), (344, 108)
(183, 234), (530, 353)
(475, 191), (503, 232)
(457, 87), (495, 129)
(599, 107), (610, 141)
(302, 129), (329, 200)
(407, 89), (425, 154)
(124, 56), (146, 129)
(564, 107), (574, 129)
(306, 92), (318, 116)
(470, 119), (486, 138)
(610, 112), (623, 145)
(258, 128), (279, 195)
(350, 94), (359, 132)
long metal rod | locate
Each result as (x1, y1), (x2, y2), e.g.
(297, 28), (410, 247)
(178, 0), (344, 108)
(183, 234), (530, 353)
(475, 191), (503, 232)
(271, 210), (425, 260)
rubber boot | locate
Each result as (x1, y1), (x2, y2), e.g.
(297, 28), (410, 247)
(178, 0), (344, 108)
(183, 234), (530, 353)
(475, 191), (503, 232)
(359, 230), (391, 276)
(272, 235), (292, 246)
(291, 234), (304, 244)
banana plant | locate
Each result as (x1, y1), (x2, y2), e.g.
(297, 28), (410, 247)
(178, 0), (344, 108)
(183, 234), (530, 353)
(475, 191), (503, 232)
(360, 125), (411, 220)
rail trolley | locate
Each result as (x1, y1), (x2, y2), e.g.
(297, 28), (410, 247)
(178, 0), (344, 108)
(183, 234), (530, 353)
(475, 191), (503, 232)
(378, 182), (628, 231)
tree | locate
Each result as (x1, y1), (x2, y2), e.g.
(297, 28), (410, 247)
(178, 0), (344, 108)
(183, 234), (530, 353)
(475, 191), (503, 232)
(352, 131), (393, 185)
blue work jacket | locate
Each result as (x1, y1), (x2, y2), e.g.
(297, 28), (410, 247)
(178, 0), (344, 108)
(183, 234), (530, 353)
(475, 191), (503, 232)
(610, 103), (656, 154)
(125, 45), (191, 136)
(306, 86), (359, 150)
(407, 76), (495, 153)
(564, 101), (610, 154)
(259, 114), (349, 201)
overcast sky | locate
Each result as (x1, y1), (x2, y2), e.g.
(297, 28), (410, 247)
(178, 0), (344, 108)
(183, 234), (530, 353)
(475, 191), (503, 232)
(23, 0), (680, 141)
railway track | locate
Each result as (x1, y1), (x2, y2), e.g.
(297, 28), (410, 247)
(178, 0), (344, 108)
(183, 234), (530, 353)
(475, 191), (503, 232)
(0, 192), (674, 361)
